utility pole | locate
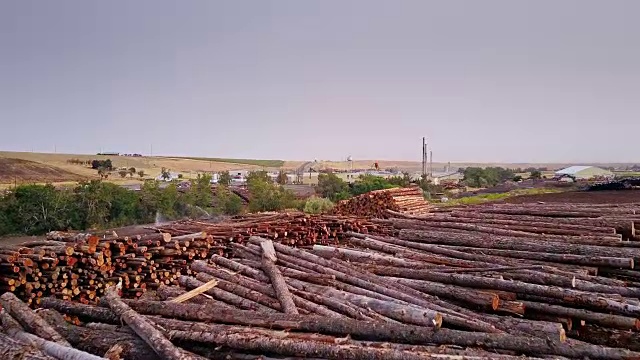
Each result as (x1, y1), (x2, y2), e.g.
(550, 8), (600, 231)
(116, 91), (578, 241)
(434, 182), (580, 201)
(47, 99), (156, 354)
(421, 137), (427, 178)
(430, 150), (433, 178)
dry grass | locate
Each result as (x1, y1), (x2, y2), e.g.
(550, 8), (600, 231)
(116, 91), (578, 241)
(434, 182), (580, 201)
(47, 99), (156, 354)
(0, 151), (280, 184)
(0, 158), (87, 183)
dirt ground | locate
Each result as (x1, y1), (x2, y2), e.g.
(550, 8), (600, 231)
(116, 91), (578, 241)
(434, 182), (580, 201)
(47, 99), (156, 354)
(504, 190), (640, 204)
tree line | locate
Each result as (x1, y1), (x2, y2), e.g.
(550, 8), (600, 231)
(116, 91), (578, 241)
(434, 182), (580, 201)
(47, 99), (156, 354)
(0, 171), (311, 237)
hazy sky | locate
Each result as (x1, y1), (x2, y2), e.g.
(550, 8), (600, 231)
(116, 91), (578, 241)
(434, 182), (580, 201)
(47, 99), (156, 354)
(1, 1), (639, 163)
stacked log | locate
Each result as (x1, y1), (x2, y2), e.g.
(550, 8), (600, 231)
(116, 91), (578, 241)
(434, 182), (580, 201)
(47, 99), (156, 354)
(333, 186), (431, 217)
(3, 200), (640, 358)
(0, 213), (392, 306)
(25, 237), (640, 359)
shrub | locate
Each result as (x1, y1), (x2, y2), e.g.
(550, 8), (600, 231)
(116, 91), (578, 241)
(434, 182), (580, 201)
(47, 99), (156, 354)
(248, 179), (296, 212)
(317, 173), (350, 202)
(218, 171), (232, 186)
(214, 186), (244, 215)
(303, 196), (334, 214)
(350, 175), (397, 196)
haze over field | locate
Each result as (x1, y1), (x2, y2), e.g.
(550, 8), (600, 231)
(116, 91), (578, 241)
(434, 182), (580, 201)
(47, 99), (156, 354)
(1, 1), (639, 163)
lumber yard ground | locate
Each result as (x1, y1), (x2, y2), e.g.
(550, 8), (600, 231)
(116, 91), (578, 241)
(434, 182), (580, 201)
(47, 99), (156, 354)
(2, 190), (640, 359)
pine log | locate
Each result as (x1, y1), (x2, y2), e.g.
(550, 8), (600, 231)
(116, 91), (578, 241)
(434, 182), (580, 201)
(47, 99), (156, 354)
(392, 278), (499, 310)
(256, 238), (299, 314)
(0, 311), (103, 360)
(191, 261), (338, 317)
(364, 265), (640, 317)
(178, 276), (276, 312)
(156, 285), (234, 309)
(312, 245), (430, 268)
(0, 292), (71, 346)
(256, 241), (499, 332)
(40, 297), (120, 324)
(386, 219), (623, 244)
(289, 289), (375, 320)
(438, 246), (635, 269)
(0, 332), (55, 360)
(398, 229), (640, 259)
(521, 301), (640, 330)
(103, 287), (198, 360)
(194, 272), (282, 311)
(392, 212), (617, 234)
(569, 325), (640, 352)
(38, 309), (159, 360)
(154, 317), (639, 360)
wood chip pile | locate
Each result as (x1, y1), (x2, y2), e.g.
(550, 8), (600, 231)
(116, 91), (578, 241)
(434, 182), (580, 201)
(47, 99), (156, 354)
(333, 186), (432, 217)
(2, 200), (640, 359)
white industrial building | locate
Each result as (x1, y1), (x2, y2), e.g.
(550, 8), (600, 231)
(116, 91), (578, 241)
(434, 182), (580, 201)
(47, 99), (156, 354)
(554, 166), (614, 180)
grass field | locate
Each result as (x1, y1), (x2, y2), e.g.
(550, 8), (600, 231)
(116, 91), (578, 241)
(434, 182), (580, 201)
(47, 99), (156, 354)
(159, 156), (285, 168)
(439, 188), (563, 206)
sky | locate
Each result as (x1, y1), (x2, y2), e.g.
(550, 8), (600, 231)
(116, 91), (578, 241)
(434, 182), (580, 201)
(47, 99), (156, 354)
(1, 1), (639, 163)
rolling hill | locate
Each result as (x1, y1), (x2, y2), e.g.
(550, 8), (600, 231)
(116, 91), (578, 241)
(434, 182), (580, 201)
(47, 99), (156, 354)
(0, 158), (87, 183)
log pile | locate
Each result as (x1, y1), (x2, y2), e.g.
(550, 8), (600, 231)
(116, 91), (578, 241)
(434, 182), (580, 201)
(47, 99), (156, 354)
(0, 213), (391, 307)
(333, 186), (431, 217)
(10, 234), (640, 359)
(3, 201), (640, 358)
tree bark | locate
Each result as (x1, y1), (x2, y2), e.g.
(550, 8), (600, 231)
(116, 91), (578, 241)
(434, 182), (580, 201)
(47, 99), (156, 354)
(437, 246), (634, 269)
(522, 301), (640, 330)
(156, 285), (234, 309)
(38, 309), (160, 360)
(392, 278), (499, 311)
(0, 332), (55, 360)
(1, 312), (103, 360)
(194, 272), (282, 311)
(178, 275), (276, 312)
(40, 297), (120, 324)
(155, 317), (639, 360)
(398, 229), (640, 259)
(255, 240), (499, 333)
(0, 292), (71, 346)
(103, 287), (199, 360)
(365, 265), (640, 317)
(255, 238), (299, 314)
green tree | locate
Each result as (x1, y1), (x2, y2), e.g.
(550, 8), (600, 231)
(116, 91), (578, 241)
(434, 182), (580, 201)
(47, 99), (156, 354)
(248, 179), (296, 212)
(214, 186), (244, 215)
(160, 168), (171, 181)
(276, 171), (288, 185)
(186, 173), (213, 210)
(303, 196), (334, 214)
(316, 173), (350, 202)
(387, 172), (412, 187)
(137, 170), (146, 179)
(530, 170), (542, 180)
(118, 170), (129, 178)
(246, 171), (271, 184)
(128, 167), (136, 177)
(350, 175), (397, 196)
(462, 167), (514, 188)
(2, 184), (77, 235)
(218, 171), (232, 186)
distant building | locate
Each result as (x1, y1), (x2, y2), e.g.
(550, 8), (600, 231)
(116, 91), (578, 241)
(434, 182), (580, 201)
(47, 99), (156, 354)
(431, 171), (464, 185)
(554, 166), (614, 180)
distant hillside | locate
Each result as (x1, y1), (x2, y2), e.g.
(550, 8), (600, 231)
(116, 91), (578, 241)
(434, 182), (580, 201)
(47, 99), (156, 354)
(159, 156), (285, 168)
(0, 158), (87, 183)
